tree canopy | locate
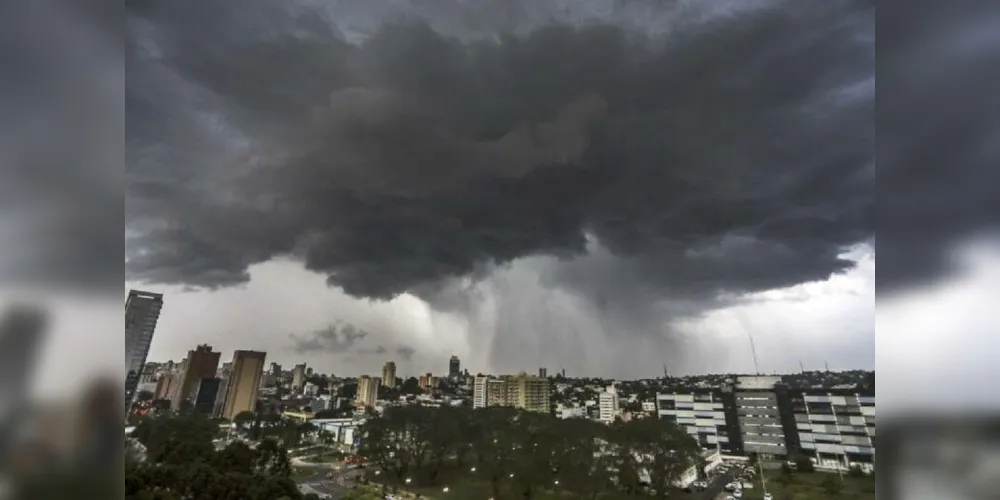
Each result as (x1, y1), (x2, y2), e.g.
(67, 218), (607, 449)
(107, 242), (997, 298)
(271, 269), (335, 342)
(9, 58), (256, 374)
(125, 414), (308, 500)
(357, 406), (700, 499)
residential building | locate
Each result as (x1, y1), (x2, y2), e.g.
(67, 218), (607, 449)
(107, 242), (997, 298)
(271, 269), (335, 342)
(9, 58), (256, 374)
(789, 389), (876, 472)
(473, 376), (489, 409)
(154, 372), (177, 401)
(656, 387), (743, 455)
(486, 378), (507, 407)
(509, 373), (550, 413)
(193, 378), (221, 415)
(448, 356), (461, 378)
(292, 364), (307, 393)
(381, 361), (397, 389)
(125, 290), (163, 404)
(419, 373), (439, 392)
(598, 385), (619, 424)
(221, 350), (266, 420)
(356, 376), (378, 408)
(172, 344), (220, 410)
(269, 363), (282, 377)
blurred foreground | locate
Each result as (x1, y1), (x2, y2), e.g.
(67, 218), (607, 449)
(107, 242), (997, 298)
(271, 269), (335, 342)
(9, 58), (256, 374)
(0, 305), (121, 500)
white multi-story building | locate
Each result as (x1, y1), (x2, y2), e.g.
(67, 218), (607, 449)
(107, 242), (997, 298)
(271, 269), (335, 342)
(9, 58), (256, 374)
(473, 376), (489, 409)
(598, 385), (619, 424)
(125, 290), (163, 405)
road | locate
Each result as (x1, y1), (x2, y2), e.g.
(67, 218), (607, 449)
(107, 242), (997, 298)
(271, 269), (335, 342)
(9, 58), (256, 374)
(294, 460), (367, 500)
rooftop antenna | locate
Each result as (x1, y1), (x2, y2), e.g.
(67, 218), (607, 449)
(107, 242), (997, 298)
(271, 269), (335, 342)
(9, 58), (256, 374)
(825, 361), (830, 373)
(734, 310), (761, 375)
(663, 362), (670, 379)
(799, 360), (806, 374)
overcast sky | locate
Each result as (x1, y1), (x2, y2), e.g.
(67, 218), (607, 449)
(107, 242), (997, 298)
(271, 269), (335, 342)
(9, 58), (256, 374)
(3, 0), (1000, 411)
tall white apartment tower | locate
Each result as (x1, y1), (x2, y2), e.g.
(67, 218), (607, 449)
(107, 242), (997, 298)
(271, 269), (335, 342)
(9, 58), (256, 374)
(125, 290), (163, 405)
(598, 385), (619, 424)
(473, 376), (489, 409)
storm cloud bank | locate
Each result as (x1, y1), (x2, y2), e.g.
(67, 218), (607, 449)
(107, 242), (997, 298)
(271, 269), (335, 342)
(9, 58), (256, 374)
(126, 0), (874, 306)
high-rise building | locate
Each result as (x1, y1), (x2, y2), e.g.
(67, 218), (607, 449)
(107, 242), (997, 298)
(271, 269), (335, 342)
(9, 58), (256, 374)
(509, 373), (550, 414)
(356, 376), (378, 408)
(221, 350), (266, 420)
(473, 376), (489, 409)
(448, 356), (460, 378)
(291, 363), (307, 393)
(486, 378), (507, 407)
(213, 363), (232, 418)
(173, 344), (221, 410)
(735, 376), (788, 459)
(598, 385), (619, 424)
(269, 363), (282, 377)
(193, 378), (222, 415)
(539, 368), (548, 379)
(125, 290), (163, 404)
(381, 361), (397, 389)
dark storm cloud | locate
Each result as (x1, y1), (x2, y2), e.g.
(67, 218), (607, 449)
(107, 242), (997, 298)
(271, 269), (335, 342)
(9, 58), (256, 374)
(289, 322), (369, 354)
(125, 0), (877, 301)
(396, 346), (417, 362)
(878, 2), (1000, 290)
(1, 1), (122, 291)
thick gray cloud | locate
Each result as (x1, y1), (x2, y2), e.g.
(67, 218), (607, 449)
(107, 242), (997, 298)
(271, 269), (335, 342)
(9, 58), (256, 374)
(289, 322), (369, 354)
(125, 0), (875, 306)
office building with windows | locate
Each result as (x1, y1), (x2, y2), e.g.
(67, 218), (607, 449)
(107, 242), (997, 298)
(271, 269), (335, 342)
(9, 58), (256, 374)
(656, 387), (743, 455)
(789, 389), (876, 472)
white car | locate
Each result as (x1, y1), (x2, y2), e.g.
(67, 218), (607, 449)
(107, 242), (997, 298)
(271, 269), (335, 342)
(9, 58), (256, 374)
(733, 491), (742, 499)
(763, 494), (774, 500)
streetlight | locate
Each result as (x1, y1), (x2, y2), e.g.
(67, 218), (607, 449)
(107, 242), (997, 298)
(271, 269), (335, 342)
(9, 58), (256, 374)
(405, 478), (412, 485)
(442, 487), (450, 493)
(470, 467), (477, 473)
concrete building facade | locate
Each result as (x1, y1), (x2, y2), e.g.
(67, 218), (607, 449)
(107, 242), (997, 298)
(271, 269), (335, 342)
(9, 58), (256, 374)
(125, 290), (163, 404)
(221, 350), (266, 420)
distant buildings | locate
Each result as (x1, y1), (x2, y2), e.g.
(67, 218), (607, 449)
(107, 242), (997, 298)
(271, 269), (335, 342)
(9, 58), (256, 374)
(356, 376), (378, 408)
(539, 368), (548, 378)
(472, 373), (550, 414)
(125, 290), (163, 404)
(419, 373), (439, 392)
(448, 356), (461, 378)
(598, 385), (619, 424)
(291, 363), (307, 393)
(381, 362), (397, 389)
(221, 350), (266, 420)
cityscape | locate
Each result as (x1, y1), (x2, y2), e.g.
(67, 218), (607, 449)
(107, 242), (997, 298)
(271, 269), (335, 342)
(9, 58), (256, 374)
(126, 289), (876, 500)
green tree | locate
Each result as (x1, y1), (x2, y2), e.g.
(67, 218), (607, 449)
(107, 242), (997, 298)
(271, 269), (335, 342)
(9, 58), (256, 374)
(470, 407), (521, 500)
(794, 455), (816, 473)
(610, 418), (700, 498)
(552, 418), (613, 500)
(256, 438), (293, 477)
